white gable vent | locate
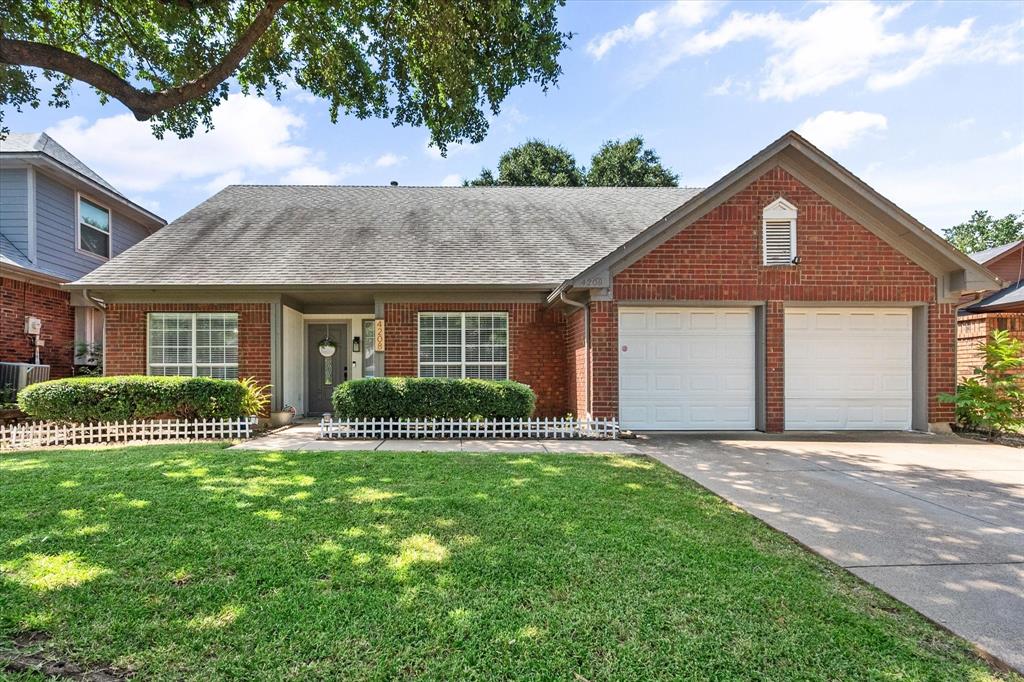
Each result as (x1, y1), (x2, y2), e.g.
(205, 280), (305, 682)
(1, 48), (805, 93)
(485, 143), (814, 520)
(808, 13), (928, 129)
(762, 197), (797, 266)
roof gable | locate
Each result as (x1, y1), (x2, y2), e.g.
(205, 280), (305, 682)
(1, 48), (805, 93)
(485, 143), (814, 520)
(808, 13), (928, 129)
(559, 131), (999, 302)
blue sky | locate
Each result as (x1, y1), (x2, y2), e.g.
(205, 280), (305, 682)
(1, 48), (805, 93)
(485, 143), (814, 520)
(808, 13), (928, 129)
(5, 0), (1023, 230)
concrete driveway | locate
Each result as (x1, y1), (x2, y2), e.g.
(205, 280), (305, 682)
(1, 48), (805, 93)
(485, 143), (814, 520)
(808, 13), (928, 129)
(643, 431), (1024, 673)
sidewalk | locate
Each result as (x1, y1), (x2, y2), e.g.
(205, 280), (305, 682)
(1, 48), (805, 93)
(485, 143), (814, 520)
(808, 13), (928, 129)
(230, 422), (640, 454)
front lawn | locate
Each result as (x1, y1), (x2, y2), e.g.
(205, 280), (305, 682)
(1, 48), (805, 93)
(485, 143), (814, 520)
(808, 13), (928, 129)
(0, 445), (1014, 680)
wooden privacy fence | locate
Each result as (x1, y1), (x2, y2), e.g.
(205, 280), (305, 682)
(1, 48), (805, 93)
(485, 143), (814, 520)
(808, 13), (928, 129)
(0, 417), (258, 451)
(319, 416), (620, 440)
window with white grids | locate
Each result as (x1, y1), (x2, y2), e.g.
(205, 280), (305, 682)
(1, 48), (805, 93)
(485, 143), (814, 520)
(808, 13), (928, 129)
(762, 197), (798, 266)
(148, 313), (239, 378)
(418, 312), (508, 380)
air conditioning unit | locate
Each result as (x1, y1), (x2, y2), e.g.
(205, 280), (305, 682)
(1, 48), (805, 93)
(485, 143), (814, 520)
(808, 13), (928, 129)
(24, 316), (42, 335)
(0, 362), (50, 392)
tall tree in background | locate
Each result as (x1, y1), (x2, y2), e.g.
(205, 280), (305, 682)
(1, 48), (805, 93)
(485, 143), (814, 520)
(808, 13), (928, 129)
(586, 136), (678, 187)
(467, 136), (679, 187)
(0, 0), (568, 149)
(944, 211), (1024, 254)
(466, 140), (583, 186)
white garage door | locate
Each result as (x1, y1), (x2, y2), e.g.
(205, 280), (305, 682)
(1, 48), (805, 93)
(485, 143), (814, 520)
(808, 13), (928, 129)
(619, 307), (756, 430)
(785, 308), (912, 430)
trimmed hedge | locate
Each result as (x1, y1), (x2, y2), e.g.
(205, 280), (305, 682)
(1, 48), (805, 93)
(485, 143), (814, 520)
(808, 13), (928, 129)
(17, 376), (250, 423)
(331, 378), (536, 420)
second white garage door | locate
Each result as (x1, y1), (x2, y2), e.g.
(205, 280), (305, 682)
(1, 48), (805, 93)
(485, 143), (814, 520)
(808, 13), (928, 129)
(619, 307), (755, 430)
(785, 308), (912, 430)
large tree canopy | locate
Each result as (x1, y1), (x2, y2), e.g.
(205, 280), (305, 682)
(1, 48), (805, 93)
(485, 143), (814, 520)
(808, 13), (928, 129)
(943, 210), (1024, 254)
(466, 136), (679, 187)
(586, 136), (678, 187)
(466, 139), (582, 186)
(0, 0), (568, 148)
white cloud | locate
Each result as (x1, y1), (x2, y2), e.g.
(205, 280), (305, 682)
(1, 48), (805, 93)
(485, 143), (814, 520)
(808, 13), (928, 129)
(440, 174), (462, 187)
(281, 163), (364, 184)
(587, 1), (717, 59)
(374, 153), (405, 168)
(797, 111), (888, 153)
(863, 142), (1024, 231)
(708, 76), (750, 96)
(203, 170), (245, 194)
(614, 2), (1022, 99)
(46, 95), (316, 194)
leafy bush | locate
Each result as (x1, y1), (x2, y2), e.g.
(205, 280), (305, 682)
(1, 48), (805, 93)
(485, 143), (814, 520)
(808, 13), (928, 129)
(17, 376), (252, 423)
(940, 329), (1024, 437)
(331, 378), (536, 420)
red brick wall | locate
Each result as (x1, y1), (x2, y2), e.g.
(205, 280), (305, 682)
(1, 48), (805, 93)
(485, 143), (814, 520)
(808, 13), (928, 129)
(565, 309), (587, 417)
(981, 250), (1023, 285)
(0, 277), (75, 379)
(104, 303), (271, 406)
(592, 166), (950, 428)
(383, 302), (568, 416)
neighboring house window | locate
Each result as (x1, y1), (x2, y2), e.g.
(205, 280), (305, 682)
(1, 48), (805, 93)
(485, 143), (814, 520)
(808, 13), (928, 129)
(762, 197), (798, 266)
(78, 195), (111, 258)
(148, 312), (238, 378)
(74, 307), (104, 365)
(418, 312), (508, 380)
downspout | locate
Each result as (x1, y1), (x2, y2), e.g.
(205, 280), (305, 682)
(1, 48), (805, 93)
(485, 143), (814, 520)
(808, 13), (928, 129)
(559, 291), (590, 418)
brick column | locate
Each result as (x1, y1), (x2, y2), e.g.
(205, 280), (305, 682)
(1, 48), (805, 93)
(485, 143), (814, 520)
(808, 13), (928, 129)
(928, 302), (956, 425)
(765, 300), (785, 432)
(589, 300), (619, 419)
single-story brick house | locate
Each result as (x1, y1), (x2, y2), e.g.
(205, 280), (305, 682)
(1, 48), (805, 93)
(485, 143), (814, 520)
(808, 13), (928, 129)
(958, 240), (1023, 378)
(67, 132), (997, 432)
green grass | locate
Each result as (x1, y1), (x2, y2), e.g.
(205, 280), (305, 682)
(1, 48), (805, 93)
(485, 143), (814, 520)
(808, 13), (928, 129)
(0, 444), (1015, 681)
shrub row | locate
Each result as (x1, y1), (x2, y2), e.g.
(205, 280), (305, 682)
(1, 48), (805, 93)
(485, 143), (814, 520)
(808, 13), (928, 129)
(331, 378), (536, 420)
(17, 376), (252, 423)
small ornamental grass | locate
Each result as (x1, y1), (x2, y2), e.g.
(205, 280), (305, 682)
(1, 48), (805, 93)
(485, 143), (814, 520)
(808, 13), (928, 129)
(331, 377), (536, 420)
(17, 376), (261, 423)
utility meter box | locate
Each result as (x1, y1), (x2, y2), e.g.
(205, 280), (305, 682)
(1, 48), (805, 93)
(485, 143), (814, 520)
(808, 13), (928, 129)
(24, 316), (42, 335)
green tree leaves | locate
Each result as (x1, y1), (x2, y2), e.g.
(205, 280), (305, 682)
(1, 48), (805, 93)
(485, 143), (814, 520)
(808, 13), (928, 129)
(943, 210), (1024, 254)
(466, 135), (679, 187)
(0, 0), (568, 148)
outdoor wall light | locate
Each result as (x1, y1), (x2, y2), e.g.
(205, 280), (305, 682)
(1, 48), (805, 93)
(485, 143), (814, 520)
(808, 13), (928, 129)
(352, 336), (361, 353)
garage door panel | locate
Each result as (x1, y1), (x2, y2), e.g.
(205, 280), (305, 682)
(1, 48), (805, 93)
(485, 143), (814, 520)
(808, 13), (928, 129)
(786, 308), (912, 430)
(620, 307), (755, 430)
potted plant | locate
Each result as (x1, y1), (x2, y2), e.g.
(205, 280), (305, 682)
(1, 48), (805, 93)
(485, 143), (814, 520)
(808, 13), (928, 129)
(270, 404), (296, 428)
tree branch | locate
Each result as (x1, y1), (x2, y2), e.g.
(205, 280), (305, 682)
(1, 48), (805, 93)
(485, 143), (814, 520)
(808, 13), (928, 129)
(0, 0), (288, 121)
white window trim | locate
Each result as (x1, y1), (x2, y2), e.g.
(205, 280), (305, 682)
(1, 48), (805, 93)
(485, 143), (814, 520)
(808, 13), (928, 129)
(146, 312), (239, 377)
(76, 191), (112, 261)
(417, 312), (509, 379)
(762, 197), (798, 266)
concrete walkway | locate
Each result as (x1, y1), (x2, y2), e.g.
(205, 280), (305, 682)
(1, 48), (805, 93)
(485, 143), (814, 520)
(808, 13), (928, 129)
(230, 422), (641, 454)
(642, 431), (1024, 673)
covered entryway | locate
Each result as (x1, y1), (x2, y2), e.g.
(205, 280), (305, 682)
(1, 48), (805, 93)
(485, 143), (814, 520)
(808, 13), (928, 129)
(618, 307), (756, 430)
(785, 307), (912, 430)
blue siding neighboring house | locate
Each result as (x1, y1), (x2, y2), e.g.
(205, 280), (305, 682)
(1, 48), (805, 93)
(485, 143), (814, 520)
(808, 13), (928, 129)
(0, 133), (165, 379)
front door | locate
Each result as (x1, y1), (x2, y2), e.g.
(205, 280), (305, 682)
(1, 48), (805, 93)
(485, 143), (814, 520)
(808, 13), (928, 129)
(307, 323), (348, 415)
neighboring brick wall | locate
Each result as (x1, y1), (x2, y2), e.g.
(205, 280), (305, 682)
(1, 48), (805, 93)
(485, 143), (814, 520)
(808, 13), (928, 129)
(594, 165), (948, 428)
(383, 302), (568, 416)
(980, 251), (1023, 285)
(588, 300), (618, 420)
(0, 277), (75, 379)
(565, 308), (587, 417)
(957, 312), (1024, 380)
(104, 303), (271, 407)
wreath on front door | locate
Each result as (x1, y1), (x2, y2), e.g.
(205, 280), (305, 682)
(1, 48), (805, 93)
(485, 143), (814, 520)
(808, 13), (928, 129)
(318, 335), (338, 385)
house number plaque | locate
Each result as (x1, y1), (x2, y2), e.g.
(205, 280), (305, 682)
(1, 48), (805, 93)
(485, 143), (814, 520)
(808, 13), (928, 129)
(374, 319), (386, 352)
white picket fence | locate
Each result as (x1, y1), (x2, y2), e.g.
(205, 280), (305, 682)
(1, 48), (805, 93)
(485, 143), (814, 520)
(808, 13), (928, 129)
(319, 416), (619, 440)
(0, 417), (258, 451)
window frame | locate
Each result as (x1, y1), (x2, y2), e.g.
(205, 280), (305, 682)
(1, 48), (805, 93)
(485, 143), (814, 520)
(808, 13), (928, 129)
(761, 197), (798, 266)
(76, 192), (112, 261)
(417, 312), (509, 380)
(146, 312), (239, 378)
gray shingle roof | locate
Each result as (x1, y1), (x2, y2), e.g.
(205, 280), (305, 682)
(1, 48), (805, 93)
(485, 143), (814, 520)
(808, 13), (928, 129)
(965, 279), (1024, 312)
(969, 240), (1023, 265)
(74, 185), (702, 288)
(2, 132), (120, 194)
